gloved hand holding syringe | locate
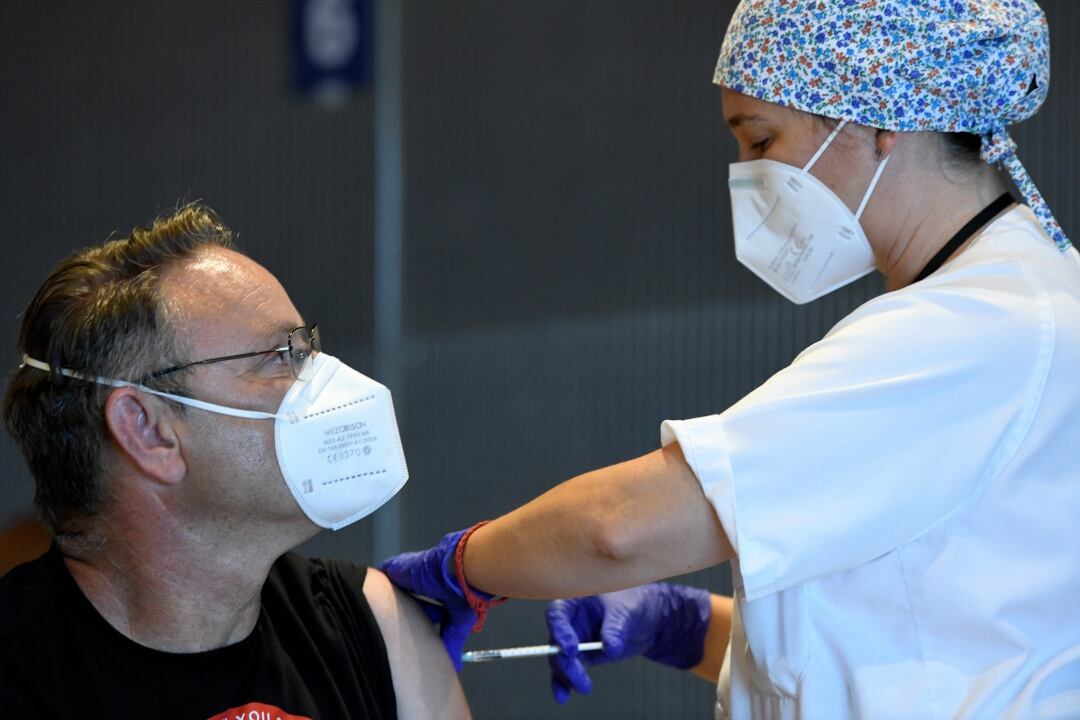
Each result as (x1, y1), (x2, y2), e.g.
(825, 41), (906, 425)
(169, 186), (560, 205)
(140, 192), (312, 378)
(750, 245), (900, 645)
(384, 530), (710, 703)
(404, 588), (606, 666)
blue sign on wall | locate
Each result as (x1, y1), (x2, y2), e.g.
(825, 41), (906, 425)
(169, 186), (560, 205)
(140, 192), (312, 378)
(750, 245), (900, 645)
(293, 0), (371, 98)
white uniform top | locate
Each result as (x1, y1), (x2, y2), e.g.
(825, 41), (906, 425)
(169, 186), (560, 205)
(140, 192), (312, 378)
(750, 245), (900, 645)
(661, 206), (1080, 720)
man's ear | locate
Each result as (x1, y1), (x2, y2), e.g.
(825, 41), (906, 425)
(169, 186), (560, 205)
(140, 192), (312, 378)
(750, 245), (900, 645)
(103, 387), (187, 485)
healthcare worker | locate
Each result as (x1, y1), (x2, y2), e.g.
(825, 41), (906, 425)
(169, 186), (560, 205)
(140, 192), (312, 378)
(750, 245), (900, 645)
(382, 0), (1080, 717)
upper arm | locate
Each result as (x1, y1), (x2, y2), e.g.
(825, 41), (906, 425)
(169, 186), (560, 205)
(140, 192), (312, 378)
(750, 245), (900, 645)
(591, 442), (735, 578)
(363, 568), (472, 720)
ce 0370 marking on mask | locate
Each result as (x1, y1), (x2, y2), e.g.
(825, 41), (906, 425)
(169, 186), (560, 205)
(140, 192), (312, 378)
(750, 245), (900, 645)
(20, 352), (409, 531)
(273, 353), (409, 530)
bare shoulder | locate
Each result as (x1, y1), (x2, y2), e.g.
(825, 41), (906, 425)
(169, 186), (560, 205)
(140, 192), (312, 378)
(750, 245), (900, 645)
(363, 567), (471, 720)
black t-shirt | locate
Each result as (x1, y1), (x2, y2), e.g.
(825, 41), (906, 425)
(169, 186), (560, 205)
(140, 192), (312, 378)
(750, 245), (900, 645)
(0, 545), (397, 720)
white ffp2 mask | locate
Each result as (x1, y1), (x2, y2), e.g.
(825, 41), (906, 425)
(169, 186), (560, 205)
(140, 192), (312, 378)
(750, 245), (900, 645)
(21, 352), (408, 530)
(728, 121), (890, 304)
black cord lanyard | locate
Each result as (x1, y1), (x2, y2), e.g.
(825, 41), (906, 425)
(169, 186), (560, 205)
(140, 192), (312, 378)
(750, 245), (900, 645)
(913, 193), (1016, 283)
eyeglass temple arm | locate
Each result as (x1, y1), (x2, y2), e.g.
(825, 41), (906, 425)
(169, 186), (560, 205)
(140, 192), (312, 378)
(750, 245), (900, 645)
(147, 345), (290, 379)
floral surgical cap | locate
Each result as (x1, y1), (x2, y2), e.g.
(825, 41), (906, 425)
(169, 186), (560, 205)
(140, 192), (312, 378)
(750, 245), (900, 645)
(715, 0), (1070, 250)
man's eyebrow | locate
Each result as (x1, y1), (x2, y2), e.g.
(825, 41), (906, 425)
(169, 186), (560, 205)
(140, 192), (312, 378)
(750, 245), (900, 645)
(726, 113), (767, 129)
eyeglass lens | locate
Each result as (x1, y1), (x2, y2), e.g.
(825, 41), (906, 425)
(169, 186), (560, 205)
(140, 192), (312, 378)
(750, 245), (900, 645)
(289, 325), (320, 378)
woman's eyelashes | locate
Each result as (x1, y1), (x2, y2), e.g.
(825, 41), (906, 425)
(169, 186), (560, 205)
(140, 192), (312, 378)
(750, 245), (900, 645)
(751, 137), (771, 153)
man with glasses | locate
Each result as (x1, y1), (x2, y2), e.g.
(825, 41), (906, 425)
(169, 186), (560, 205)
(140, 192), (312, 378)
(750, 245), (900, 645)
(0, 204), (469, 719)
(146, 324), (321, 382)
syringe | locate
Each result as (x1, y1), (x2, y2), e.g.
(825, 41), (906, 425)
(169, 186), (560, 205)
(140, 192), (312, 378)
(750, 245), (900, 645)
(462, 641), (604, 663)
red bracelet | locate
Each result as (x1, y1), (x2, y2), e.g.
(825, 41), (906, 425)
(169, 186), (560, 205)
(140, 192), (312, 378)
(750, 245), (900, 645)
(454, 520), (508, 632)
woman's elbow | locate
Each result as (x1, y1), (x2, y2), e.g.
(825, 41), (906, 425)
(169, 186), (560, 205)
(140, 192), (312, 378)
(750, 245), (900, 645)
(590, 507), (648, 565)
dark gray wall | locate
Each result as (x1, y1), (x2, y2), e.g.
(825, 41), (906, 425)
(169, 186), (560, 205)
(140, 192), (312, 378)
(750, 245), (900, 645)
(398, 3), (875, 715)
(3, 2), (1078, 718)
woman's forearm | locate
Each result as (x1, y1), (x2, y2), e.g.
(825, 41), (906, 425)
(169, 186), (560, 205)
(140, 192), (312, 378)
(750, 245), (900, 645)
(462, 443), (734, 599)
(692, 594), (733, 683)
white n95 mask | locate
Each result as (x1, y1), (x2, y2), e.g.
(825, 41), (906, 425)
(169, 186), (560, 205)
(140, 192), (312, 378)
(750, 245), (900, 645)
(21, 352), (408, 531)
(270, 353), (409, 530)
(729, 120), (890, 305)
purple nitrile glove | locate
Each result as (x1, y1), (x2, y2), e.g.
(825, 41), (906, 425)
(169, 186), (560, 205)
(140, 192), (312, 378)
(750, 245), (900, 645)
(378, 525), (500, 672)
(546, 582), (712, 704)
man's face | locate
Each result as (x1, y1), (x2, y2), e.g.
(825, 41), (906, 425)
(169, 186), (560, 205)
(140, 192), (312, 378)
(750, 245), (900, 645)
(158, 246), (316, 536)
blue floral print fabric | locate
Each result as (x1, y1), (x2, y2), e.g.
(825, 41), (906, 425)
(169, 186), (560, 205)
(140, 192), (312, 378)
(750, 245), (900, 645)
(715, 0), (1070, 251)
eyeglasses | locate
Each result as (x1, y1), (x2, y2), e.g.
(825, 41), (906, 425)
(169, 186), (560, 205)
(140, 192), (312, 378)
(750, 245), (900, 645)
(148, 324), (320, 381)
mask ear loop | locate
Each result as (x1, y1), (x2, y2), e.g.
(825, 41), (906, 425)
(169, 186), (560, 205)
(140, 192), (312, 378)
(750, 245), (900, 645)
(20, 354), (279, 420)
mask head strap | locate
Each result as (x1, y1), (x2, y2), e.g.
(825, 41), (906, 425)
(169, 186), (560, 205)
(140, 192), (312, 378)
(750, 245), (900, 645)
(801, 120), (848, 174)
(797, 119), (891, 223)
(854, 153), (891, 222)
(19, 354), (279, 420)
